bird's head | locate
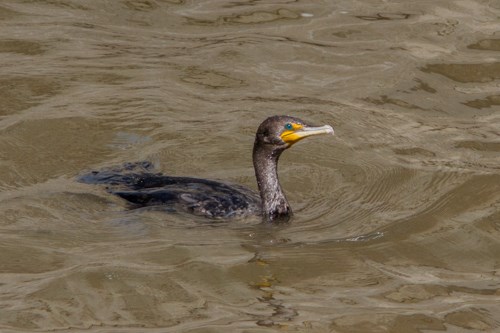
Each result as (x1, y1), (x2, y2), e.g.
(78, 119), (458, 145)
(255, 115), (334, 149)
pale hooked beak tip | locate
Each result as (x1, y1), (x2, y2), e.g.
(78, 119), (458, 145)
(325, 125), (334, 135)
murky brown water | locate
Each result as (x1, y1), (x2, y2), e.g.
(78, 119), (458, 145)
(1, 1), (499, 332)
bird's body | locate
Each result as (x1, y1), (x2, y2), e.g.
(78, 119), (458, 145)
(79, 116), (334, 222)
(81, 167), (261, 218)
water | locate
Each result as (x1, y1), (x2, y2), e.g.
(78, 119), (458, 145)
(1, 1), (499, 332)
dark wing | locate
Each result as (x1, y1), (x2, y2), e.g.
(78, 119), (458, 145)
(113, 179), (261, 218)
(78, 163), (261, 219)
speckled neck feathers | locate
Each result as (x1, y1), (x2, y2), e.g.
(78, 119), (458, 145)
(252, 142), (291, 222)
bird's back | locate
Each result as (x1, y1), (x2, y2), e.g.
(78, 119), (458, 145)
(78, 162), (261, 219)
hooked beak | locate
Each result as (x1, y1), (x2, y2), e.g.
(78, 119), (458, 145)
(280, 124), (334, 145)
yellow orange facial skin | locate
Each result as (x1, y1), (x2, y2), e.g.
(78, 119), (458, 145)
(280, 123), (304, 144)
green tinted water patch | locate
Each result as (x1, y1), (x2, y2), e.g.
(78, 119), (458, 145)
(468, 39), (500, 51)
(355, 13), (412, 21)
(455, 140), (500, 153)
(124, 0), (159, 11)
(181, 66), (246, 89)
(0, 77), (62, 116)
(0, 40), (45, 55)
(363, 95), (426, 111)
(0, 5), (20, 20)
(186, 8), (300, 26)
(421, 63), (500, 83)
(463, 95), (500, 109)
(410, 79), (437, 93)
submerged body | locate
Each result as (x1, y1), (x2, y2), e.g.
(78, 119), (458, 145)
(79, 116), (334, 222)
(79, 161), (261, 219)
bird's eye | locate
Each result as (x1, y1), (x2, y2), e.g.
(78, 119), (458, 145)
(284, 123), (293, 130)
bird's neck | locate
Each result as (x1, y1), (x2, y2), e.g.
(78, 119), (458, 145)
(253, 143), (291, 222)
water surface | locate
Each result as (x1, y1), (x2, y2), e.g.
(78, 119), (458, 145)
(1, 1), (499, 332)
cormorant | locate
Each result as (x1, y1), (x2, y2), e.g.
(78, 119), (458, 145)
(79, 115), (334, 222)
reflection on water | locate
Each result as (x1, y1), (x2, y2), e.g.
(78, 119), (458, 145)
(1, 0), (499, 332)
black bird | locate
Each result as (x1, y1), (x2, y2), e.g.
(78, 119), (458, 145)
(79, 115), (334, 222)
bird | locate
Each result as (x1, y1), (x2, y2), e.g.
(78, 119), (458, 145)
(79, 115), (334, 222)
